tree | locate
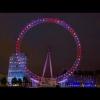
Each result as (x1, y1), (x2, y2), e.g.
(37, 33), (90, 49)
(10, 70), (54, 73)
(23, 76), (29, 87)
(56, 84), (60, 88)
(17, 78), (22, 86)
(0, 77), (7, 86)
(23, 76), (29, 83)
(11, 77), (17, 85)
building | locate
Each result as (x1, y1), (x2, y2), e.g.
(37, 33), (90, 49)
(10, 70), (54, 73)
(59, 71), (96, 88)
(7, 53), (27, 85)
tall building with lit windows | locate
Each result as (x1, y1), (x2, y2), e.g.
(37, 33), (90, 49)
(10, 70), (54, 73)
(7, 53), (27, 85)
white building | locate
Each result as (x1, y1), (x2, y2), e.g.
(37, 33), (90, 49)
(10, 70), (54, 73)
(7, 53), (27, 85)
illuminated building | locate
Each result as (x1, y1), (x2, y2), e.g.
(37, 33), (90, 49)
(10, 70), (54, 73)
(7, 53), (27, 85)
(59, 74), (96, 88)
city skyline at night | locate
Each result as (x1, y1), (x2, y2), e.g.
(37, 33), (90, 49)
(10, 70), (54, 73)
(0, 13), (100, 77)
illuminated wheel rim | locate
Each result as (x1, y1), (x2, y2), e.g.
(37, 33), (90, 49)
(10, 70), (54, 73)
(16, 18), (82, 83)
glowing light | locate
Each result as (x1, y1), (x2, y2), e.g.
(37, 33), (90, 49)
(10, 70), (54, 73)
(15, 18), (81, 83)
(30, 78), (39, 83)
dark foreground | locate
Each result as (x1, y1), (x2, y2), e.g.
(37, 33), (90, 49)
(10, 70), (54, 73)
(0, 87), (99, 97)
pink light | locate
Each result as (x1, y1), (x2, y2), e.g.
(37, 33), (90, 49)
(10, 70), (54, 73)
(15, 17), (81, 83)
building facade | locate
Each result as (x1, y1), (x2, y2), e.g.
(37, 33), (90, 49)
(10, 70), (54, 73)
(7, 53), (27, 85)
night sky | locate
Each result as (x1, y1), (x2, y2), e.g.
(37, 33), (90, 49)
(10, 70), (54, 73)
(0, 13), (100, 77)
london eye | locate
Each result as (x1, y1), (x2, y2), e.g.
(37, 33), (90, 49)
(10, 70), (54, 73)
(15, 17), (82, 86)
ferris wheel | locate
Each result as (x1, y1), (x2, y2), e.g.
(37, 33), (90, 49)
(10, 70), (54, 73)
(15, 17), (82, 86)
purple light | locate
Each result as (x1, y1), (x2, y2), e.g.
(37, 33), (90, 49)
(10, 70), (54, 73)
(16, 17), (81, 83)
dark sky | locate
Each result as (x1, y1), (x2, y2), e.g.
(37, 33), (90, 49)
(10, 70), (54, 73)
(0, 13), (100, 77)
